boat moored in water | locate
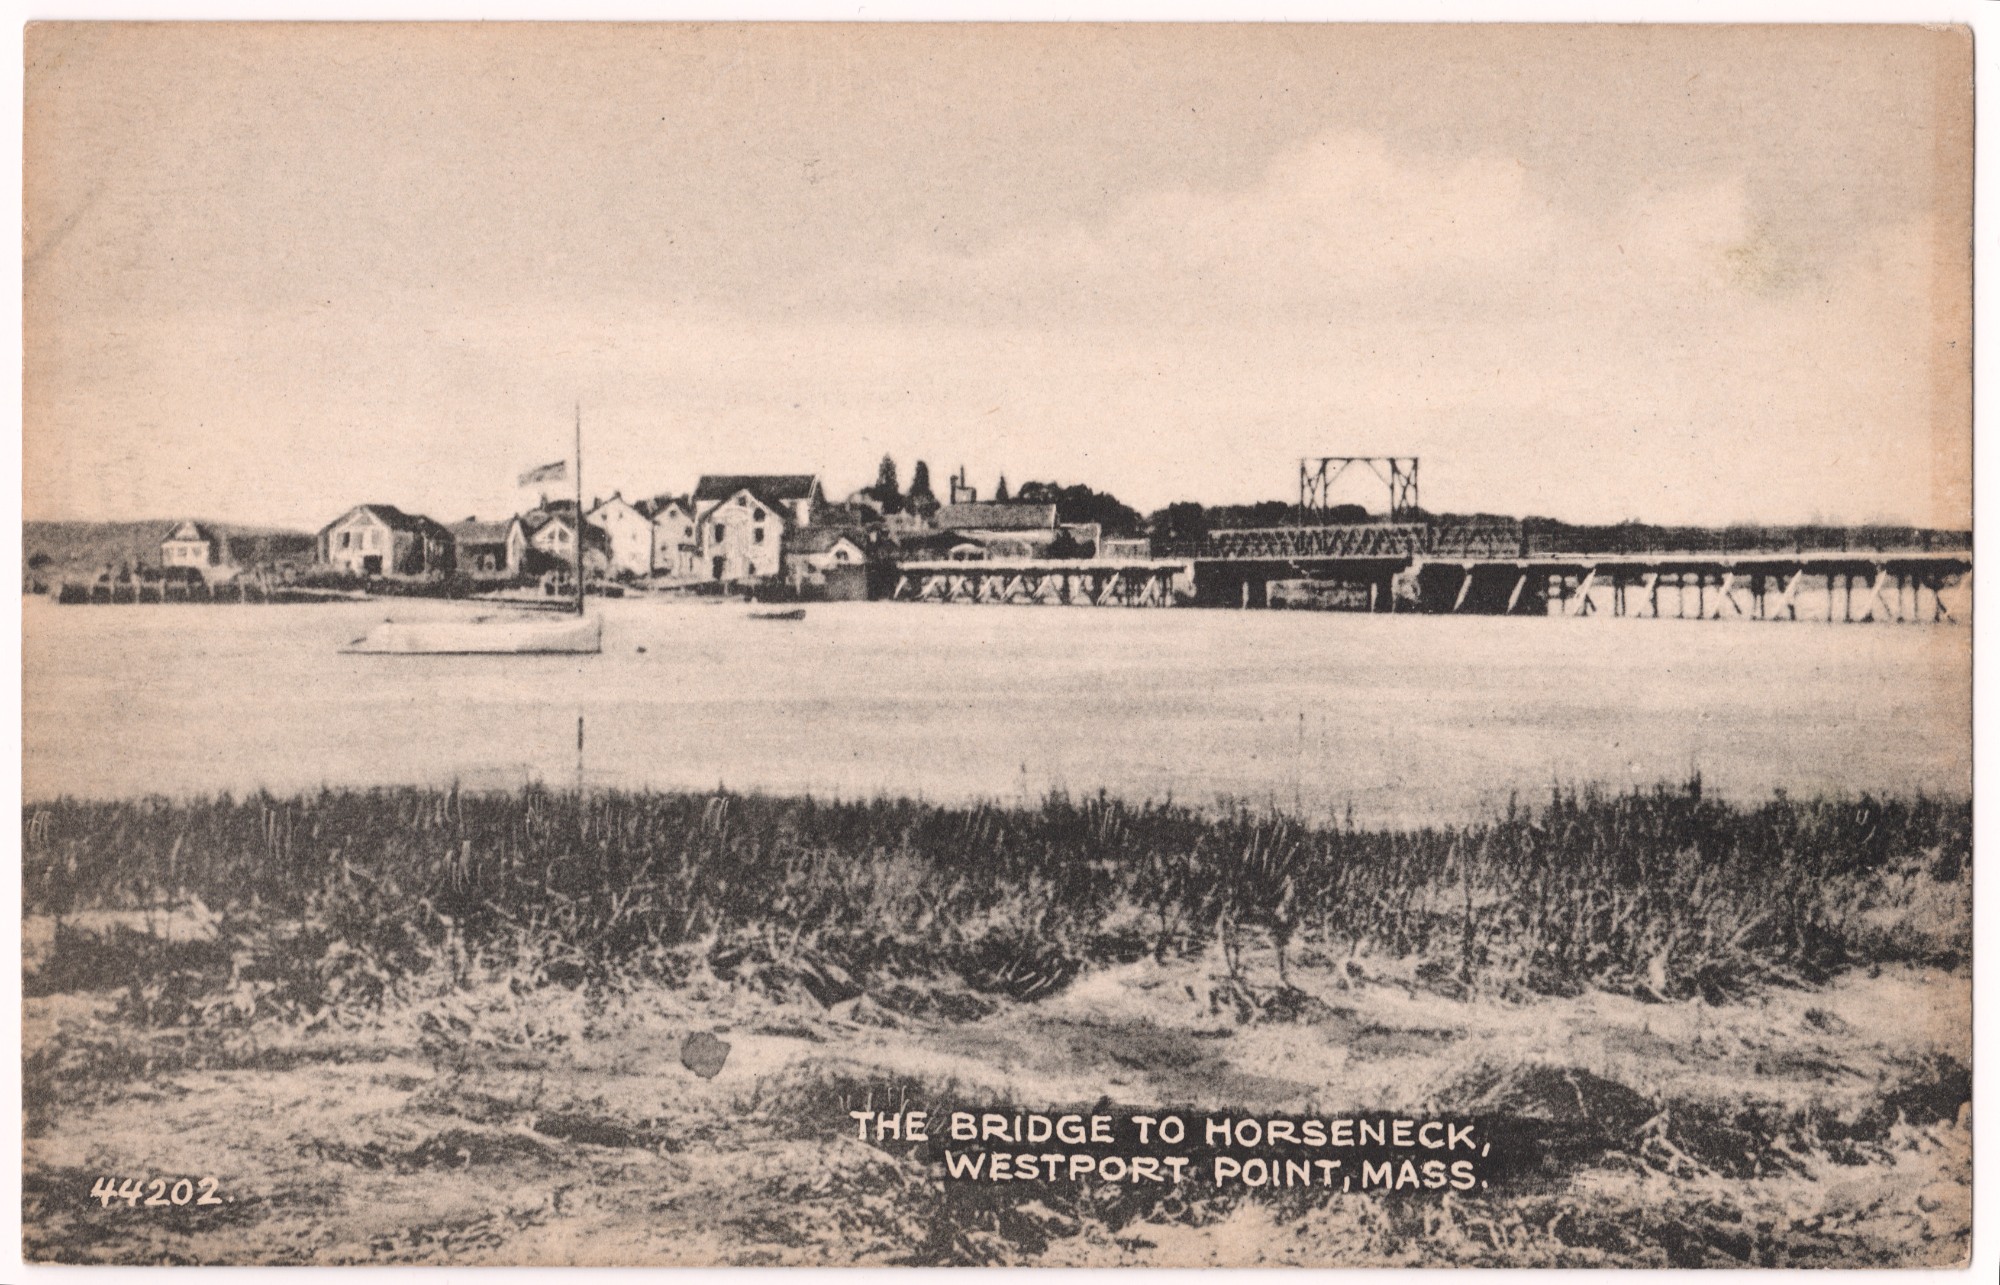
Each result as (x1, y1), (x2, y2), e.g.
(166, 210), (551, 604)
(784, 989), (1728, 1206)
(342, 612), (603, 655)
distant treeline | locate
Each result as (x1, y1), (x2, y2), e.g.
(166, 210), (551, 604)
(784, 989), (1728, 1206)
(23, 520), (316, 579)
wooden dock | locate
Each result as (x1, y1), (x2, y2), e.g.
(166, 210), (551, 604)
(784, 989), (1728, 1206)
(49, 575), (337, 605)
(1188, 541), (1969, 622)
(1418, 553), (1969, 623)
(891, 558), (1188, 607)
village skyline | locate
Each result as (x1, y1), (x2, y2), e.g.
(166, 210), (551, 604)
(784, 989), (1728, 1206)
(18, 446), (1971, 540)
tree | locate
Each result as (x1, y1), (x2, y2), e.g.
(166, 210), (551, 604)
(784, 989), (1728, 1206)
(1205, 499), (1300, 528)
(1012, 481), (1145, 538)
(1148, 502), (1209, 546)
(1046, 529), (1090, 559)
(862, 454), (903, 515)
(907, 460), (940, 519)
(993, 476), (1010, 503)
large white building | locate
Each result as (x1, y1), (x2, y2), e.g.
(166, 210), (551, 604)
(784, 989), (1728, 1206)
(692, 475), (824, 582)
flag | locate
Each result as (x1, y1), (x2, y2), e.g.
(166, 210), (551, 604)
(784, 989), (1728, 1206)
(518, 460), (567, 487)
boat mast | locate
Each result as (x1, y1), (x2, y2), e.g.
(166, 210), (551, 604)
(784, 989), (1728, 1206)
(573, 402), (585, 617)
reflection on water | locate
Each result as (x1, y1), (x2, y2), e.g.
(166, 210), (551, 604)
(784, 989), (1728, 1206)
(21, 596), (1970, 825)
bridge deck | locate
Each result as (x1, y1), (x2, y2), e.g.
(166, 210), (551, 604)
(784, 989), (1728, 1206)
(1193, 550), (1973, 569)
(897, 557), (1191, 573)
(1169, 522), (1971, 565)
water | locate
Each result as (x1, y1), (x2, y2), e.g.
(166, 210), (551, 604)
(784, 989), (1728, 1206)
(21, 596), (1971, 825)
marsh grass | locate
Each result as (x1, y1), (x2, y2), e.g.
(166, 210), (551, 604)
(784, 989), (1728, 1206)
(23, 779), (1968, 1029)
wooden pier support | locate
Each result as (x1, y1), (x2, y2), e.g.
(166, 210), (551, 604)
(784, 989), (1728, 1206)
(894, 559), (1185, 608)
(1143, 545), (1969, 624)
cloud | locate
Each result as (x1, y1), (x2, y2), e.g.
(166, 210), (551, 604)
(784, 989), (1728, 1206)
(841, 132), (1789, 330)
(25, 121), (1964, 531)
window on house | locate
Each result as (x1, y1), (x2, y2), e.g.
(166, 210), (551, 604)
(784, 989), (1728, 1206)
(714, 524), (726, 543)
(753, 507), (764, 521)
(339, 532), (351, 549)
(753, 527), (765, 545)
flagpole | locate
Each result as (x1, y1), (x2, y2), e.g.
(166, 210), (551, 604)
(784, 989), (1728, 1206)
(573, 402), (585, 617)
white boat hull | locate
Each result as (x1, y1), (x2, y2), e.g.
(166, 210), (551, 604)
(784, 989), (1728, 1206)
(343, 613), (603, 655)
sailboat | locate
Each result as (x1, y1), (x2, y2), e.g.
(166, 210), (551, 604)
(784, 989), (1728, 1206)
(343, 408), (604, 656)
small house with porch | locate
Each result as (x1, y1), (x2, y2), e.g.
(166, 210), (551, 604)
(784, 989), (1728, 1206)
(449, 518), (525, 580)
(160, 521), (224, 572)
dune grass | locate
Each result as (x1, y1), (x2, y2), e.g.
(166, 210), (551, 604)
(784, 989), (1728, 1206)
(23, 779), (1969, 1026)
(20, 780), (1973, 1267)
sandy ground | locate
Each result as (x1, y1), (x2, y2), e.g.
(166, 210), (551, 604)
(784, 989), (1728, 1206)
(21, 922), (1970, 1268)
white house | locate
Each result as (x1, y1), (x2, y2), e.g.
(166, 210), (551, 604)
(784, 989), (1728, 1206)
(785, 528), (867, 583)
(584, 492), (655, 580)
(692, 475), (823, 582)
(160, 520), (223, 572)
(697, 488), (786, 581)
(518, 505), (610, 579)
(637, 494), (700, 578)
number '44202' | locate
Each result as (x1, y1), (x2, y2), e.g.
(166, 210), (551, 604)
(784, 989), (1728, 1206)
(89, 1176), (225, 1208)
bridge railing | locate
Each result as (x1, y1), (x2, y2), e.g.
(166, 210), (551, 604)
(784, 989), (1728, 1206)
(1163, 521), (1971, 561)
(1514, 523), (1971, 558)
(1162, 523), (1429, 559)
(1426, 523), (1524, 559)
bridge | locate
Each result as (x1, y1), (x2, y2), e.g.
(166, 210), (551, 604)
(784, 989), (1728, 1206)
(1162, 521), (1970, 622)
(885, 455), (1970, 622)
(887, 529), (1969, 622)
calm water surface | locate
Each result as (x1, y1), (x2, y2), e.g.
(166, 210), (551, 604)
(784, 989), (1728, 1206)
(22, 597), (1970, 825)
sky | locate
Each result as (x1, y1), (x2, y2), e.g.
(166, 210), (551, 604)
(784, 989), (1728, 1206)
(22, 22), (1973, 530)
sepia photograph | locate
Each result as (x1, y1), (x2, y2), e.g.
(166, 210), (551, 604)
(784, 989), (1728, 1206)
(15, 16), (1978, 1269)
